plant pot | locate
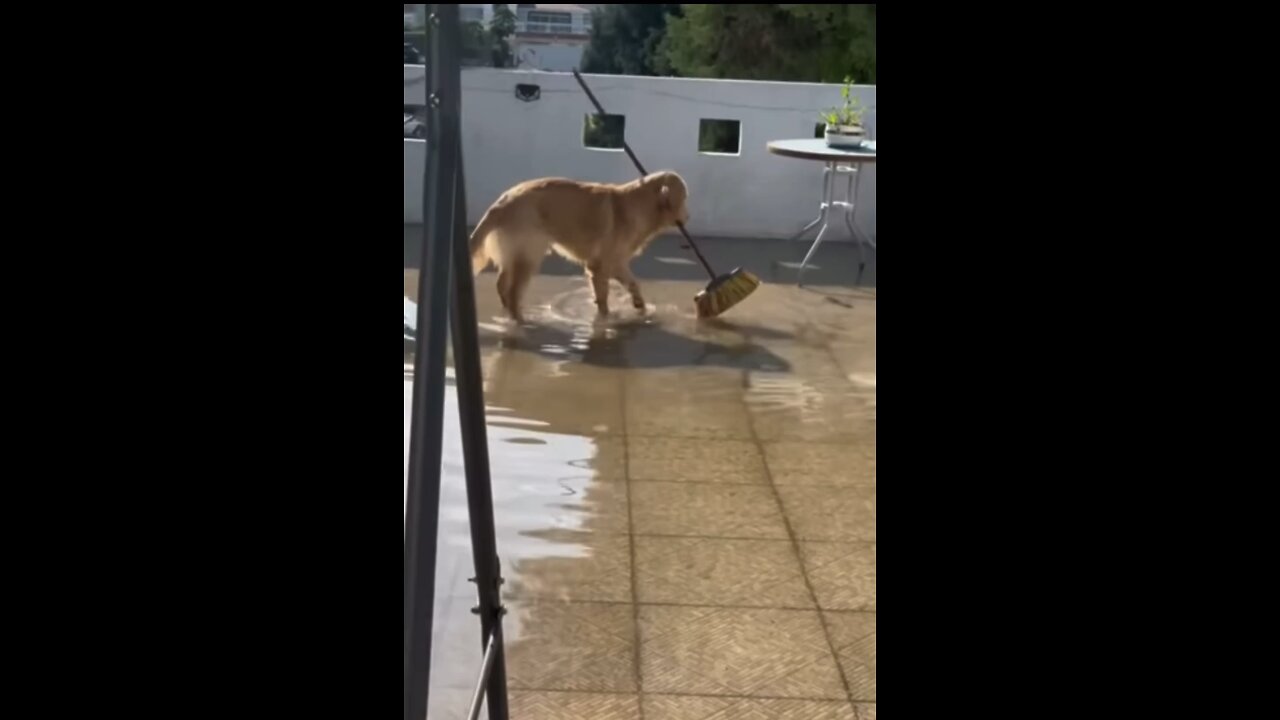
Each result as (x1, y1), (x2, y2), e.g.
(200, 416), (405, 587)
(825, 124), (866, 149)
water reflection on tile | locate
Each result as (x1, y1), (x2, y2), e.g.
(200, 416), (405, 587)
(504, 530), (631, 603)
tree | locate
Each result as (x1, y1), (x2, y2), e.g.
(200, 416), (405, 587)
(580, 4), (683, 76)
(490, 4), (516, 68)
(660, 4), (876, 84)
(460, 21), (493, 66)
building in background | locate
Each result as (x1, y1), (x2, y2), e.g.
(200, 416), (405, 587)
(460, 4), (493, 25)
(424, 4), (598, 72)
(512, 4), (592, 71)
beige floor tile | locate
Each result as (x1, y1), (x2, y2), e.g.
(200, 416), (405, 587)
(765, 442), (876, 486)
(631, 482), (789, 539)
(777, 486), (876, 542)
(856, 704), (877, 720)
(627, 399), (755, 440)
(643, 695), (731, 720)
(628, 437), (767, 484)
(639, 605), (846, 699)
(825, 612), (877, 702)
(645, 695), (858, 720)
(504, 531), (632, 603)
(634, 536), (812, 608)
(750, 410), (876, 444)
(800, 542), (877, 612)
(504, 602), (637, 693)
(508, 691), (641, 719)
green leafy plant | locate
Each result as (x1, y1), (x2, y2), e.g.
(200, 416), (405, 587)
(822, 76), (865, 127)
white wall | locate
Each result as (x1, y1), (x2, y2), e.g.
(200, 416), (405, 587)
(514, 42), (585, 72)
(403, 138), (426, 224)
(403, 68), (876, 242)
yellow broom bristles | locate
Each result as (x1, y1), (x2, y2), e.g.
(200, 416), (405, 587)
(694, 270), (761, 318)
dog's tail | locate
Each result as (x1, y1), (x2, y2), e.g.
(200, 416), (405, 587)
(468, 208), (499, 275)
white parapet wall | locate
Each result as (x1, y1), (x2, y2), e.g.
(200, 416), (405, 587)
(404, 67), (876, 242)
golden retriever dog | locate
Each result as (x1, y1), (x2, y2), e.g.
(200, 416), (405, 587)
(469, 171), (690, 321)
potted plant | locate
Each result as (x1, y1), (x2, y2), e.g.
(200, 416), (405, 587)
(822, 77), (867, 149)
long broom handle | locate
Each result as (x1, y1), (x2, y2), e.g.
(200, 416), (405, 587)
(572, 70), (719, 281)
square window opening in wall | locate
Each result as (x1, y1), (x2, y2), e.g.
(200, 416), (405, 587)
(699, 119), (741, 155)
(583, 113), (625, 150)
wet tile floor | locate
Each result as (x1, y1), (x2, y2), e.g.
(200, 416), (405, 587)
(405, 266), (876, 720)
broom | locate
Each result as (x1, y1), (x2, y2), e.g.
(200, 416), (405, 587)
(572, 70), (760, 319)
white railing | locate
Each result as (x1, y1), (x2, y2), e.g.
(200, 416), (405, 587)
(404, 67), (876, 242)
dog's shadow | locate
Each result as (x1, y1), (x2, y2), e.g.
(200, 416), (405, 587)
(479, 315), (793, 373)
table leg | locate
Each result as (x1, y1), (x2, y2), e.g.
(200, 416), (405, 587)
(790, 164), (831, 242)
(797, 162), (837, 286)
(841, 164), (870, 285)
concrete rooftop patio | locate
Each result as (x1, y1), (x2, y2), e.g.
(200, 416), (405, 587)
(405, 229), (876, 720)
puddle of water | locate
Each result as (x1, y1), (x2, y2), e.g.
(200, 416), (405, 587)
(402, 271), (876, 707)
(404, 365), (624, 700)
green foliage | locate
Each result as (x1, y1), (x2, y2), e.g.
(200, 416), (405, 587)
(698, 120), (740, 154)
(661, 4), (876, 84)
(822, 77), (865, 127)
(583, 114), (626, 149)
(581, 4), (684, 76)
(490, 4), (516, 68)
(455, 6), (516, 68)
(460, 21), (492, 66)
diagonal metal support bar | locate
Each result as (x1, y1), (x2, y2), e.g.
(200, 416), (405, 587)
(449, 117), (510, 720)
(405, 6), (509, 720)
(466, 633), (501, 720)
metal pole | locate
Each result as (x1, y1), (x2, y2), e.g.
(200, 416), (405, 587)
(448, 77), (511, 720)
(404, 5), (461, 720)
(466, 633), (500, 720)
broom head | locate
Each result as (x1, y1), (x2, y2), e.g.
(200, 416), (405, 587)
(694, 268), (761, 319)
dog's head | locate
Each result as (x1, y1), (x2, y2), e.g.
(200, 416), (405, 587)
(643, 171), (690, 227)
